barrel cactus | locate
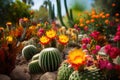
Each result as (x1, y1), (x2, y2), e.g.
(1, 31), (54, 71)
(80, 69), (106, 80)
(28, 60), (43, 74)
(32, 53), (40, 61)
(69, 71), (80, 80)
(22, 45), (38, 60)
(57, 61), (74, 80)
(38, 47), (62, 72)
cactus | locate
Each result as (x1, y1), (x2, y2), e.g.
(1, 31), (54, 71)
(48, 0), (55, 22)
(28, 60), (43, 74)
(32, 53), (40, 61)
(56, 0), (66, 27)
(57, 61), (74, 80)
(38, 47), (62, 72)
(22, 45), (38, 60)
(80, 69), (106, 80)
(64, 0), (74, 27)
(69, 71), (80, 80)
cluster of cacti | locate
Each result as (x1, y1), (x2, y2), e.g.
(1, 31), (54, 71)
(57, 61), (74, 80)
(28, 60), (43, 74)
(22, 45), (38, 60)
(38, 47), (62, 72)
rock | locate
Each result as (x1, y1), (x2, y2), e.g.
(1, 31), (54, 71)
(10, 66), (30, 80)
(40, 72), (57, 80)
(0, 74), (11, 80)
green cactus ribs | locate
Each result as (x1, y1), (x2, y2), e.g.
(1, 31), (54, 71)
(38, 47), (62, 72)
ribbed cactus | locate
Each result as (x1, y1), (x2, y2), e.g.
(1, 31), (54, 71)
(57, 61), (74, 80)
(38, 47), (62, 72)
(28, 60), (43, 74)
(22, 45), (38, 60)
(56, 0), (66, 27)
(48, 0), (55, 22)
(80, 69), (106, 80)
(32, 53), (40, 61)
(69, 71), (80, 80)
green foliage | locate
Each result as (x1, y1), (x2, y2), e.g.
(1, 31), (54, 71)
(57, 61), (74, 80)
(28, 60), (43, 74)
(33, 6), (48, 23)
(93, 0), (120, 17)
(22, 45), (38, 60)
(0, 0), (31, 27)
(38, 47), (62, 72)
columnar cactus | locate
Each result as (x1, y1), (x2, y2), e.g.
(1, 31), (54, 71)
(57, 61), (74, 80)
(38, 47), (62, 72)
(22, 45), (38, 60)
(28, 60), (43, 74)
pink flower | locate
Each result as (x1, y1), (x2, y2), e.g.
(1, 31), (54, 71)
(90, 31), (100, 39)
(99, 60), (113, 70)
(106, 63), (113, 70)
(37, 28), (45, 37)
(82, 44), (87, 49)
(82, 38), (91, 44)
(92, 45), (101, 54)
(84, 26), (88, 31)
(117, 24), (120, 31)
(113, 35), (120, 42)
(114, 64), (120, 71)
(109, 47), (120, 58)
(104, 44), (112, 54)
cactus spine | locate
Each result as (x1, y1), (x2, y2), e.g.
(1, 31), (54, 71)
(32, 53), (40, 61)
(38, 47), (62, 72)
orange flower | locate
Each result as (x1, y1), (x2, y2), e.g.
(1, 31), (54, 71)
(6, 22), (12, 26)
(23, 17), (29, 22)
(105, 13), (110, 18)
(115, 13), (119, 17)
(58, 34), (69, 45)
(46, 29), (56, 39)
(39, 36), (50, 45)
(67, 48), (86, 70)
(105, 19), (110, 24)
(112, 3), (116, 7)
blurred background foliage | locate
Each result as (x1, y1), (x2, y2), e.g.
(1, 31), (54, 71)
(0, 0), (120, 27)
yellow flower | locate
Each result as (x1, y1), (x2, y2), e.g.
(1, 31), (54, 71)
(40, 36), (50, 45)
(58, 35), (69, 45)
(6, 36), (13, 42)
(46, 29), (56, 39)
(67, 48), (86, 70)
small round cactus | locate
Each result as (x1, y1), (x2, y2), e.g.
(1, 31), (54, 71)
(22, 45), (38, 60)
(57, 61), (74, 80)
(38, 47), (62, 72)
(32, 53), (40, 61)
(28, 60), (43, 74)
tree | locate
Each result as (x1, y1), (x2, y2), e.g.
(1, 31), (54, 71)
(0, 0), (31, 27)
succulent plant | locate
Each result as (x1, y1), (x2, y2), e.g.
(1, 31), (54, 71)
(28, 60), (43, 74)
(32, 53), (40, 61)
(69, 71), (80, 80)
(79, 69), (106, 80)
(38, 47), (62, 72)
(22, 45), (38, 60)
(57, 61), (74, 80)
